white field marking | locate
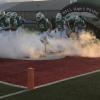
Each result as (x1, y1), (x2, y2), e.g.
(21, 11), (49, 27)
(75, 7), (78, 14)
(35, 69), (100, 89)
(0, 89), (29, 99)
(0, 81), (27, 89)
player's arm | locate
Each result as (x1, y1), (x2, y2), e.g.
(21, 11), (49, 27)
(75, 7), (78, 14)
(46, 19), (52, 33)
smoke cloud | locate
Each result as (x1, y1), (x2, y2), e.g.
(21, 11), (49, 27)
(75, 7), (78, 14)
(0, 29), (44, 59)
(0, 29), (100, 60)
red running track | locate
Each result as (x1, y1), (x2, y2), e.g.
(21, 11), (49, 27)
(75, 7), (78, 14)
(0, 56), (100, 87)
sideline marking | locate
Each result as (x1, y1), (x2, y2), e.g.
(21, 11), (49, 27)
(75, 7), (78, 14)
(0, 81), (27, 89)
(35, 69), (100, 89)
(0, 90), (28, 99)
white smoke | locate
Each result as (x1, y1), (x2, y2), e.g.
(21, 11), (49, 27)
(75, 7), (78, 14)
(45, 31), (100, 58)
(0, 29), (100, 60)
(0, 28), (44, 59)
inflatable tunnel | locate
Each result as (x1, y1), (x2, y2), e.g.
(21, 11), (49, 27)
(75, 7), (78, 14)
(61, 2), (100, 39)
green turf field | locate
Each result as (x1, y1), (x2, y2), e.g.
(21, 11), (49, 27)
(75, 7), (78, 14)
(1, 71), (100, 100)
(0, 83), (24, 96)
(0, 83), (26, 99)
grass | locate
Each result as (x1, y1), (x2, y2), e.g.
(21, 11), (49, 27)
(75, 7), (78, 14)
(1, 71), (100, 100)
(0, 83), (25, 97)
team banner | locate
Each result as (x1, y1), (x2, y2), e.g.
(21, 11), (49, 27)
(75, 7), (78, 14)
(61, 2), (100, 18)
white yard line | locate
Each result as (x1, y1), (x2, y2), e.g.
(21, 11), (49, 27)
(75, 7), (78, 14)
(0, 90), (28, 99)
(0, 81), (27, 89)
(35, 69), (100, 89)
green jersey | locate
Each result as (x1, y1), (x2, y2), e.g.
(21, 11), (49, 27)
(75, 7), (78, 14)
(4, 17), (10, 27)
(55, 20), (64, 31)
(0, 15), (6, 27)
(16, 16), (22, 27)
(37, 19), (49, 32)
(10, 17), (18, 30)
(74, 18), (85, 27)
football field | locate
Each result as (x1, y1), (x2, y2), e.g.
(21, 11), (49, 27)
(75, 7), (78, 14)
(0, 70), (100, 100)
(0, 56), (100, 100)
